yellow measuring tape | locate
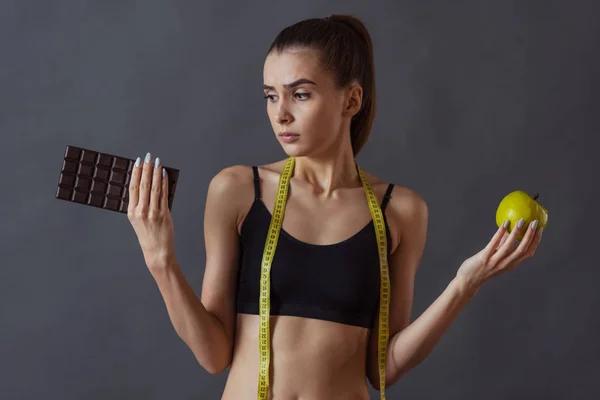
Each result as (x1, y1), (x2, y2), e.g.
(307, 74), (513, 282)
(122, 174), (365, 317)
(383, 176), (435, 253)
(257, 157), (390, 400)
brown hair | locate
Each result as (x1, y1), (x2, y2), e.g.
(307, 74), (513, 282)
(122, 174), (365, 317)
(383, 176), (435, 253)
(267, 14), (376, 156)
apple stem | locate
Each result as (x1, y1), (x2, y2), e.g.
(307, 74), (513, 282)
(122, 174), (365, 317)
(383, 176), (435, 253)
(533, 192), (539, 200)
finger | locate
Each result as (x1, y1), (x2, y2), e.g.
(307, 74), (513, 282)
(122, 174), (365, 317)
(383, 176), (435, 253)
(150, 156), (162, 214)
(507, 220), (541, 263)
(138, 152), (153, 212)
(161, 167), (169, 211)
(490, 218), (525, 263)
(495, 233), (510, 252)
(483, 222), (509, 255)
(523, 226), (544, 258)
(498, 232), (510, 247)
(128, 156), (142, 212)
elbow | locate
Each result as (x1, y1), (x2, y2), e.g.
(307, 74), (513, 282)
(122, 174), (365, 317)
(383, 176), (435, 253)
(200, 346), (232, 375)
(369, 378), (400, 392)
(367, 373), (385, 392)
(368, 377), (380, 392)
(197, 352), (231, 375)
(367, 368), (409, 392)
(205, 361), (230, 375)
(368, 378), (385, 392)
(185, 338), (232, 375)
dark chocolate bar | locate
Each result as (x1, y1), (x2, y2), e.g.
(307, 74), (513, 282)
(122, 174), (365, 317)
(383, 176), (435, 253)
(55, 145), (179, 213)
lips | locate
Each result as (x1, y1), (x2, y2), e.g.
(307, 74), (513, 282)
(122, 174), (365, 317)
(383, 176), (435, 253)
(278, 132), (300, 143)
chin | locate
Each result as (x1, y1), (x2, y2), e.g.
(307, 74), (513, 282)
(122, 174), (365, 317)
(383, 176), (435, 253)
(279, 143), (315, 158)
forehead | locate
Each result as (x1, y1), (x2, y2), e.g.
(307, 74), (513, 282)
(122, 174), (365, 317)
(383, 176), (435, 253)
(263, 47), (328, 86)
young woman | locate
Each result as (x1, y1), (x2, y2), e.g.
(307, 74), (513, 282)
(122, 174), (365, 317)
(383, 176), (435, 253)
(126, 14), (544, 400)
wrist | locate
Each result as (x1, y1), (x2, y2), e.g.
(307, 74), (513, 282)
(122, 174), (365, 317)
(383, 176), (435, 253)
(451, 275), (481, 300)
(147, 253), (179, 276)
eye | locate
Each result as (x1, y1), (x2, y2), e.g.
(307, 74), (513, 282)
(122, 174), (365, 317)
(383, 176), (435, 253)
(295, 92), (310, 100)
(264, 94), (277, 101)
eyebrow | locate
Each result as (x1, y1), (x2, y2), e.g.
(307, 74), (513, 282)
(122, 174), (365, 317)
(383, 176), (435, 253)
(263, 78), (317, 91)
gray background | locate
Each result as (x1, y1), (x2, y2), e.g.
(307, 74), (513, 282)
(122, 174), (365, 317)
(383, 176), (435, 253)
(1, 1), (598, 399)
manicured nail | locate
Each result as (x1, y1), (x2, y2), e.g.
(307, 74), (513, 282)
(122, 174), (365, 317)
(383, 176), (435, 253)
(155, 157), (160, 168)
(145, 152), (151, 163)
(162, 168), (166, 177)
(503, 220), (510, 229)
(517, 218), (524, 229)
(531, 220), (538, 230)
(538, 227), (544, 236)
(135, 157), (141, 167)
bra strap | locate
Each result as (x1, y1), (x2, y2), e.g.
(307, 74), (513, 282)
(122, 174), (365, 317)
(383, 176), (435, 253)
(252, 166), (261, 200)
(381, 183), (394, 212)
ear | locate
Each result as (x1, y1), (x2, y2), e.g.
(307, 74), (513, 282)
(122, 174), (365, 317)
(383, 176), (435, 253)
(343, 84), (363, 118)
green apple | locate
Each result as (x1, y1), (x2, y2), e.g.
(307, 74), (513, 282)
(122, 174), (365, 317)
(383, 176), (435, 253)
(496, 190), (548, 241)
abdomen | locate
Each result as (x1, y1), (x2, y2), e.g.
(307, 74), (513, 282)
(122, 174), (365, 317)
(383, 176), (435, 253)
(221, 314), (372, 400)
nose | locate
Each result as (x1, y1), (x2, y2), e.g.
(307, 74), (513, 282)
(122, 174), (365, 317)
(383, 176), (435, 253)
(275, 112), (290, 125)
(275, 103), (292, 125)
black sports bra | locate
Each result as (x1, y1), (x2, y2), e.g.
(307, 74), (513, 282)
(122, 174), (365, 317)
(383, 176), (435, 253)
(235, 166), (394, 328)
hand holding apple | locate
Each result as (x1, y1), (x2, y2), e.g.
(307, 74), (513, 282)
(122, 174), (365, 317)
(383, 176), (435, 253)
(454, 190), (547, 295)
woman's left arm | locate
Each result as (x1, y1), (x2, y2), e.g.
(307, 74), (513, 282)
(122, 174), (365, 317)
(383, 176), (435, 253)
(367, 188), (544, 390)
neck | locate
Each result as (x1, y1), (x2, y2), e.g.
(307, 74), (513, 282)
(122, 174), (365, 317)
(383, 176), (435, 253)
(292, 135), (360, 197)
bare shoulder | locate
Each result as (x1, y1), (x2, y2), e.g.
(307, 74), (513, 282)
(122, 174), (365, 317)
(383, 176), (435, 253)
(209, 165), (254, 190)
(360, 170), (427, 211)
(254, 159), (289, 180)
(360, 170), (428, 252)
(206, 160), (289, 216)
(206, 165), (256, 228)
(387, 185), (427, 214)
(387, 184), (428, 256)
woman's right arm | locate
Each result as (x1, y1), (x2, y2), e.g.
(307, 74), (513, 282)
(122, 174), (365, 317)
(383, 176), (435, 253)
(150, 166), (247, 375)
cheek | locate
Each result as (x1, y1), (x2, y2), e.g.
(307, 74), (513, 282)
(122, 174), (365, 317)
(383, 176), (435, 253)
(318, 104), (344, 139)
(305, 101), (338, 128)
(303, 105), (343, 146)
(266, 106), (279, 128)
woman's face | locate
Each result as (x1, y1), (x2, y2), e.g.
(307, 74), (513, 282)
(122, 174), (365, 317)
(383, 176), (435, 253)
(263, 47), (360, 158)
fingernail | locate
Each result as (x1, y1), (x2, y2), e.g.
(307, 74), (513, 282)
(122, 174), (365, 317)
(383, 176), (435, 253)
(162, 168), (166, 177)
(517, 218), (524, 229)
(503, 220), (509, 229)
(155, 157), (160, 168)
(538, 227), (544, 236)
(135, 157), (141, 167)
(531, 220), (538, 230)
(145, 152), (151, 163)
